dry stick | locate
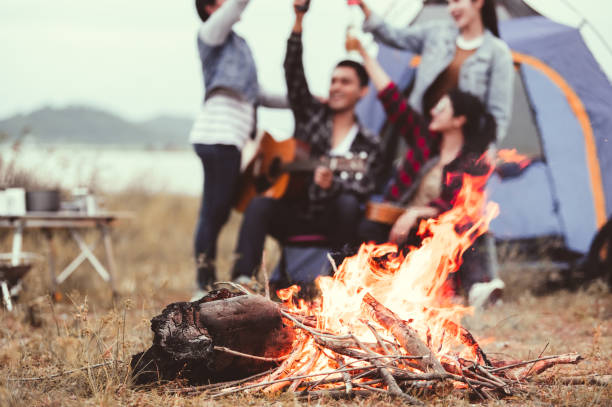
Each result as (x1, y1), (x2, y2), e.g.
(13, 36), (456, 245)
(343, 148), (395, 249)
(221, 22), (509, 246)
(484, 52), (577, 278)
(258, 341), (307, 392)
(305, 348), (402, 391)
(287, 349), (322, 392)
(309, 369), (377, 388)
(354, 382), (391, 394)
(210, 365), (381, 398)
(7, 361), (120, 382)
(261, 250), (270, 300)
(443, 319), (492, 366)
(314, 336), (426, 365)
(201, 344), (306, 396)
(487, 354), (581, 374)
(297, 389), (374, 400)
(523, 342), (549, 378)
(281, 310), (353, 340)
(365, 321), (396, 361)
(462, 366), (507, 390)
(459, 364), (488, 401)
(390, 367), (501, 390)
(334, 355), (353, 395)
(351, 334), (424, 405)
(326, 253), (339, 274)
(362, 293), (445, 374)
(167, 369), (275, 394)
(475, 364), (511, 393)
(213, 346), (289, 362)
(306, 351), (418, 391)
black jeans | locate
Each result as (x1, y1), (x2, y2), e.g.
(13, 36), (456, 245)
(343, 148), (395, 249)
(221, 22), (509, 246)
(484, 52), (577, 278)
(231, 194), (362, 279)
(193, 143), (242, 289)
(357, 219), (498, 294)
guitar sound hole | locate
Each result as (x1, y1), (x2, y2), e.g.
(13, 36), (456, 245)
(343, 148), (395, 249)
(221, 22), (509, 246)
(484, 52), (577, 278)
(254, 176), (272, 193)
(269, 157), (283, 178)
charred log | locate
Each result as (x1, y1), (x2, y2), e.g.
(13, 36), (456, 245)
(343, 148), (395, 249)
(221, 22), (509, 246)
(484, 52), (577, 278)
(131, 289), (295, 385)
(362, 293), (446, 374)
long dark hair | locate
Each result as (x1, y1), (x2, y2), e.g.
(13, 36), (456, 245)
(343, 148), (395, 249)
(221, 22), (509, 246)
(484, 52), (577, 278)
(196, 0), (216, 22)
(480, 0), (500, 37)
(448, 89), (497, 155)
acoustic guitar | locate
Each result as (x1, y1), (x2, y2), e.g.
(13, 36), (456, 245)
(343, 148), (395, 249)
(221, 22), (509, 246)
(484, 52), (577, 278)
(235, 132), (368, 212)
(364, 201), (406, 225)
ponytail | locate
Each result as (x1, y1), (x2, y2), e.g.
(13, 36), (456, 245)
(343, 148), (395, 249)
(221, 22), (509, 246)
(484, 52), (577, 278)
(480, 0), (500, 37)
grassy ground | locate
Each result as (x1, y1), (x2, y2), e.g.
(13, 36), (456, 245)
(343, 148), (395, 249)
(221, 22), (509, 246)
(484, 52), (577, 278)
(0, 192), (610, 406)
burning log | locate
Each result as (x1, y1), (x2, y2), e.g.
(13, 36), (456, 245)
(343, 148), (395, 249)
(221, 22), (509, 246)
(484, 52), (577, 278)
(131, 289), (295, 385)
(362, 293), (446, 374)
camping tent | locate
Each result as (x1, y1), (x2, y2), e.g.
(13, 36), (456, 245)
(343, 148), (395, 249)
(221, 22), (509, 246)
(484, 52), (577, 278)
(355, 15), (612, 254)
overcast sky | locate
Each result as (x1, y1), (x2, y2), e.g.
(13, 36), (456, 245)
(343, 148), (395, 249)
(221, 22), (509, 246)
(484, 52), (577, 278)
(0, 0), (418, 127)
(2, 0), (609, 127)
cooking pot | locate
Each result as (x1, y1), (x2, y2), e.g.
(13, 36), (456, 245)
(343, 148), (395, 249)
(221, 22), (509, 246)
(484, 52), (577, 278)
(26, 190), (61, 212)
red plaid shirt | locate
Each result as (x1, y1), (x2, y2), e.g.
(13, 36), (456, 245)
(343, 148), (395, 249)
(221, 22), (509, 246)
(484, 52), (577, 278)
(378, 82), (490, 213)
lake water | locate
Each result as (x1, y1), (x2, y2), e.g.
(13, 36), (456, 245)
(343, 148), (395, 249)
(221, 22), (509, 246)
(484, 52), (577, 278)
(1, 145), (205, 196)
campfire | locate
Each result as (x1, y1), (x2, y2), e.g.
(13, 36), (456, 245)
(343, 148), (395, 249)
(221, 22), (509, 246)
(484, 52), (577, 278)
(131, 172), (582, 401)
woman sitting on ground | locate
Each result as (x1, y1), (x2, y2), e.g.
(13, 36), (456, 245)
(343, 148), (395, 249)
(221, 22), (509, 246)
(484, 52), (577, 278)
(348, 35), (496, 246)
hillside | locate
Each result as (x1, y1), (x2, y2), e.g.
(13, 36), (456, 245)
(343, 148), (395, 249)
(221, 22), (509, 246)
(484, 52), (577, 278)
(0, 106), (192, 148)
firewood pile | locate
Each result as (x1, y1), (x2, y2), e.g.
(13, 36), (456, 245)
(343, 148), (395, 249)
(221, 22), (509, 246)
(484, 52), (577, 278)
(131, 287), (582, 403)
(131, 174), (586, 402)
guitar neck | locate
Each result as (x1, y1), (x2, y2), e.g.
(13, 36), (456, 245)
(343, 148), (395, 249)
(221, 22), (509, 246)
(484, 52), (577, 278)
(282, 156), (365, 173)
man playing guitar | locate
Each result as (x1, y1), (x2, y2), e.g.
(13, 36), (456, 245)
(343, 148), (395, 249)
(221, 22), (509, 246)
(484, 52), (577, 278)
(230, 0), (382, 282)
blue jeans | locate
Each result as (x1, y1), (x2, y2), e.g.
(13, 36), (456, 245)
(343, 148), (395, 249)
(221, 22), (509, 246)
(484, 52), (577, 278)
(231, 194), (362, 279)
(193, 144), (241, 289)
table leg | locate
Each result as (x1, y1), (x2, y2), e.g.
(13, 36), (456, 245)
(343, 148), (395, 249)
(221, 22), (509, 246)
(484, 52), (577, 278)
(44, 229), (58, 295)
(1, 281), (12, 311)
(101, 224), (117, 295)
(11, 222), (24, 266)
(70, 230), (110, 282)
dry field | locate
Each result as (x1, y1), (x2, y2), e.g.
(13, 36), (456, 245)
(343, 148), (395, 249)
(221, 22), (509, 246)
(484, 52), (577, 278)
(0, 192), (610, 406)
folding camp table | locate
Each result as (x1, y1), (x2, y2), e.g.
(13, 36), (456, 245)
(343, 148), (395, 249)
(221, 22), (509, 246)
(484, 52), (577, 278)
(0, 212), (129, 300)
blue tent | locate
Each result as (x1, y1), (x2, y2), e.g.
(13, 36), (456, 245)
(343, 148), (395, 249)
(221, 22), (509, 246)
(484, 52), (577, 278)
(356, 16), (612, 254)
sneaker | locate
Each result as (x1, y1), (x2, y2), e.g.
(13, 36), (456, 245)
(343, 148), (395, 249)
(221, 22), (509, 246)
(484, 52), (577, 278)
(468, 278), (505, 309)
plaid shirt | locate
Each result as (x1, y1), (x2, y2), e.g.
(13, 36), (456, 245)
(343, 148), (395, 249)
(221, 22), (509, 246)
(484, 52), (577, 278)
(378, 82), (490, 213)
(284, 32), (382, 207)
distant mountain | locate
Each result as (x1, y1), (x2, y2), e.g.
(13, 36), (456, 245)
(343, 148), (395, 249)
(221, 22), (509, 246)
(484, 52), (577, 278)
(0, 106), (192, 148)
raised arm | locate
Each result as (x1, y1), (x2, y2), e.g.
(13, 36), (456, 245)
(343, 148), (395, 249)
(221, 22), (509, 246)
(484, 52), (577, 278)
(357, 0), (428, 53)
(348, 34), (432, 147)
(198, 0), (250, 46)
(348, 34), (391, 92)
(283, 1), (320, 122)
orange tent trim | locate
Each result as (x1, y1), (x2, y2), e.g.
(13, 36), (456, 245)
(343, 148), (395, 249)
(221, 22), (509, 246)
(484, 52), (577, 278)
(511, 51), (606, 228)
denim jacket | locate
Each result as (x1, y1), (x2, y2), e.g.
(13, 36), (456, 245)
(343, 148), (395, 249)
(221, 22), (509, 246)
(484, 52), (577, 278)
(364, 14), (514, 142)
(198, 31), (259, 105)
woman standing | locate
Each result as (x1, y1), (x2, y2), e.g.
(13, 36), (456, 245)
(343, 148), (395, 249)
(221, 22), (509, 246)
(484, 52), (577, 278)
(356, 0), (511, 305)
(191, 0), (286, 299)
(357, 0), (513, 142)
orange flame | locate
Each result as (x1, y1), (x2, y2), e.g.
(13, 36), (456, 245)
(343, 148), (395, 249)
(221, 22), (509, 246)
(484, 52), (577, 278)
(278, 170), (499, 384)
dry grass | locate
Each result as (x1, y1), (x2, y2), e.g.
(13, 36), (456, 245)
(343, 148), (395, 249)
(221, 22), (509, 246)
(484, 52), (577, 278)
(0, 192), (610, 406)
